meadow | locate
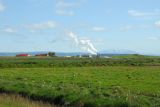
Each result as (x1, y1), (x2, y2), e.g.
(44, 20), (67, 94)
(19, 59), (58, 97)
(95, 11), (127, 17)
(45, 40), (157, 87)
(0, 54), (160, 68)
(0, 55), (160, 107)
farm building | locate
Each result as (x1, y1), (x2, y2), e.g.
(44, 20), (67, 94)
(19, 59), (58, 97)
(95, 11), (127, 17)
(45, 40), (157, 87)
(77, 54), (95, 58)
(16, 54), (31, 57)
(35, 52), (55, 57)
(35, 54), (49, 56)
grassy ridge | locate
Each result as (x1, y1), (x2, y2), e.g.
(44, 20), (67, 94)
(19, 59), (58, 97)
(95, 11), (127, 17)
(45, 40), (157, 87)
(0, 66), (160, 107)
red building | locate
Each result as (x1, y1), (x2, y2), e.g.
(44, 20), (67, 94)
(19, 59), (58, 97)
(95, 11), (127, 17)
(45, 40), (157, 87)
(16, 54), (31, 57)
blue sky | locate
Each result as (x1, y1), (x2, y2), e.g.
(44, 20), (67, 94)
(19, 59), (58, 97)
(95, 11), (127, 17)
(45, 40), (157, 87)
(0, 0), (160, 54)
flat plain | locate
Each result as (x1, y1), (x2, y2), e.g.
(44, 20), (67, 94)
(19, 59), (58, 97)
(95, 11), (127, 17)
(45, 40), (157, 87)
(0, 55), (160, 107)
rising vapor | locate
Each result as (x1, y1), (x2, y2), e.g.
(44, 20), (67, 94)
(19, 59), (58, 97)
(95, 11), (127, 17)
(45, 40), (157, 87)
(67, 31), (98, 55)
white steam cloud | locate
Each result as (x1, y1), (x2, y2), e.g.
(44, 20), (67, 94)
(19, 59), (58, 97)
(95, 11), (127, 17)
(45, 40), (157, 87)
(67, 31), (98, 55)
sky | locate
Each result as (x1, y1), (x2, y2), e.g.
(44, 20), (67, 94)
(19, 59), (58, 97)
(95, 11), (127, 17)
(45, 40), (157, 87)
(0, 0), (160, 55)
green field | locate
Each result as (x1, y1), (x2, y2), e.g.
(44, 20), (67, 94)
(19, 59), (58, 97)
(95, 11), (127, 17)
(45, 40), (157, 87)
(0, 55), (160, 68)
(0, 56), (160, 107)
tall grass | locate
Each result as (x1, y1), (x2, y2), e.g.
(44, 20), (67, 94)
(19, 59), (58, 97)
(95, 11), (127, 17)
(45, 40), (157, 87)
(0, 94), (57, 107)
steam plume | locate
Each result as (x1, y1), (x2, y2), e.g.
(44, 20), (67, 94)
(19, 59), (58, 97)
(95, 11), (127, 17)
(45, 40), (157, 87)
(67, 31), (98, 55)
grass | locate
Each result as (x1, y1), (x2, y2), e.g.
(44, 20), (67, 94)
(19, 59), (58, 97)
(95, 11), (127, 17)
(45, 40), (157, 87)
(112, 54), (160, 59)
(0, 66), (160, 107)
(0, 55), (160, 68)
(0, 94), (55, 107)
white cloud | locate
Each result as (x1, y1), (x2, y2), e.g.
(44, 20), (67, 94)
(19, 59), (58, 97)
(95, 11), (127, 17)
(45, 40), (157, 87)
(128, 10), (160, 18)
(26, 21), (56, 32)
(56, 1), (79, 9)
(138, 25), (151, 29)
(56, 10), (74, 16)
(155, 21), (160, 28)
(55, 0), (84, 16)
(1, 28), (17, 33)
(147, 37), (159, 41)
(92, 27), (106, 32)
(120, 25), (133, 31)
(0, 2), (5, 12)
(120, 25), (150, 31)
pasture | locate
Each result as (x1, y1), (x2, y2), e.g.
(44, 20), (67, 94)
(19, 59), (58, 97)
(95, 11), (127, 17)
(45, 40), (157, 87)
(0, 56), (160, 107)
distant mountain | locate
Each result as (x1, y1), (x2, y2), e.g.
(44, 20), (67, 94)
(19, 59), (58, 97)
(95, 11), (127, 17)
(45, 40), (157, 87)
(56, 52), (88, 56)
(0, 52), (49, 56)
(0, 52), (17, 56)
(0, 50), (138, 57)
(100, 49), (138, 54)
(0, 52), (88, 57)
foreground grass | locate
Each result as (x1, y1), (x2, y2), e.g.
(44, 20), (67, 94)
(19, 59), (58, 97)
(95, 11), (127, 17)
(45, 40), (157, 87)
(0, 94), (55, 107)
(0, 66), (160, 107)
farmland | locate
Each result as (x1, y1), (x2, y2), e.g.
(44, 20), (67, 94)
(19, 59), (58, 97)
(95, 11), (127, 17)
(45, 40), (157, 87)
(0, 55), (160, 107)
(0, 55), (160, 68)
